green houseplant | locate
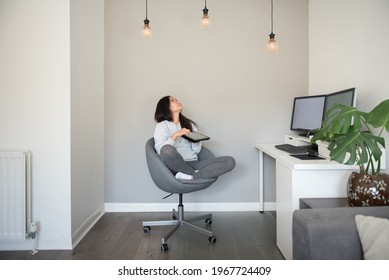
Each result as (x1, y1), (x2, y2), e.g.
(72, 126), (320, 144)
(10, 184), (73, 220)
(311, 99), (389, 206)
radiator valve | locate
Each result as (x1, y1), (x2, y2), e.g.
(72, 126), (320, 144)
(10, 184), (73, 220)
(28, 222), (39, 255)
(28, 222), (38, 239)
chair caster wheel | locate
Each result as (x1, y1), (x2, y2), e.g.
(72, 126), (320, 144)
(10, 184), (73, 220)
(143, 226), (150, 234)
(208, 236), (216, 244)
(205, 218), (212, 226)
(161, 243), (169, 252)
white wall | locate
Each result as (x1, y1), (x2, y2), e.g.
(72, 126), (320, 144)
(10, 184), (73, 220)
(0, 0), (105, 250)
(0, 0), (72, 249)
(70, 0), (105, 247)
(104, 0), (309, 207)
(309, 0), (389, 171)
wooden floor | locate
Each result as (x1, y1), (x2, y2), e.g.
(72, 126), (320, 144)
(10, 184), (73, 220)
(0, 211), (284, 260)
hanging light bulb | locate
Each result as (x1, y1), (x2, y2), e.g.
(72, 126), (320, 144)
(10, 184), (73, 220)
(267, 32), (279, 52)
(142, 18), (152, 38)
(142, 0), (152, 38)
(266, 0), (279, 53)
(201, 0), (211, 27)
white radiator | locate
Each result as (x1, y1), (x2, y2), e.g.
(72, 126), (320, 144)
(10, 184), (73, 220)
(0, 151), (32, 241)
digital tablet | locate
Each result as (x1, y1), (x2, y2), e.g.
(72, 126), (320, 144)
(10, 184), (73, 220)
(182, 131), (210, 143)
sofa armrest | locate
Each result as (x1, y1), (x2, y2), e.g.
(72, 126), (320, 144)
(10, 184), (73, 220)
(292, 206), (389, 260)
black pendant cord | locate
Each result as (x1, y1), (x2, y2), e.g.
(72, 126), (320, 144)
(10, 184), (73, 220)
(270, 0), (274, 35)
(144, 0), (149, 25)
(146, 0), (148, 20)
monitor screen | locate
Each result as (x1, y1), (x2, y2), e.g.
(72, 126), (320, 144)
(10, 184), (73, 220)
(290, 95), (326, 134)
(323, 88), (356, 120)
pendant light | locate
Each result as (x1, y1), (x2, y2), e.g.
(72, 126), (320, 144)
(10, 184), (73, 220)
(201, 0), (211, 27)
(266, 0), (279, 53)
(142, 0), (152, 38)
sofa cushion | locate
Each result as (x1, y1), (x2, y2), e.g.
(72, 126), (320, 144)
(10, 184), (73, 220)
(355, 214), (389, 260)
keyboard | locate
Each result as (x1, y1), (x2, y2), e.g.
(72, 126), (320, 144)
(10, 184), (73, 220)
(274, 144), (313, 154)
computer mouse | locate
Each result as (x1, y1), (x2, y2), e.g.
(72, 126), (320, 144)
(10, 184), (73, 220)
(307, 150), (319, 157)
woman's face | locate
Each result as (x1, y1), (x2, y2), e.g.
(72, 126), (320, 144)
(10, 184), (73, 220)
(169, 96), (183, 113)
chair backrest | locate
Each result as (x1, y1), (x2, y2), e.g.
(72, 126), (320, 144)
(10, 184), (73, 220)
(145, 138), (217, 194)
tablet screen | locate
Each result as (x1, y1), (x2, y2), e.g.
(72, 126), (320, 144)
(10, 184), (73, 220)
(182, 131), (210, 143)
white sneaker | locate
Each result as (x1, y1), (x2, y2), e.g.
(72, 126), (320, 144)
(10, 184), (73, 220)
(175, 172), (193, 180)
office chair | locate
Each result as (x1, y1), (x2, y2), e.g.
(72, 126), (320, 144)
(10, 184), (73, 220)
(143, 137), (218, 252)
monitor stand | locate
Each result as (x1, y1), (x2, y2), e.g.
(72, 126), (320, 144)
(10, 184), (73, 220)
(298, 133), (310, 137)
(298, 130), (317, 138)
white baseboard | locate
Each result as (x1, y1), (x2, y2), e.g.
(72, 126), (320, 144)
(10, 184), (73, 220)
(0, 236), (73, 251)
(72, 204), (105, 248)
(264, 202), (276, 211)
(0, 239), (34, 251)
(0, 204), (106, 251)
(105, 202), (276, 212)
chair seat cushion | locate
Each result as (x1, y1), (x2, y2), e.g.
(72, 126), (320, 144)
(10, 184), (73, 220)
(177, 177), (217, 185)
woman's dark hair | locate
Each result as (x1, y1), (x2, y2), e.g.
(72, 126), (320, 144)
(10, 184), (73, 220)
(154, 95), (196, 131)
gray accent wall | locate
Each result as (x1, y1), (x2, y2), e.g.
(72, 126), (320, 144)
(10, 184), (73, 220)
(104, 0), (309, 204)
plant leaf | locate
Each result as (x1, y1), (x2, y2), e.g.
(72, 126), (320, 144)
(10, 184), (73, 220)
(366, 99), (389, 133)
(321, 104), (365, 134)
(328, 132), (384, 166)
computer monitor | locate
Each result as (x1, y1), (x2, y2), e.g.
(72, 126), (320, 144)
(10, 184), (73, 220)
(323, 88), (356, 120)
(290, 95), (326, 136)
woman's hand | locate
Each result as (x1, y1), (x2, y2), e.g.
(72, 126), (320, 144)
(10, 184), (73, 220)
(171, 128), (191, 141)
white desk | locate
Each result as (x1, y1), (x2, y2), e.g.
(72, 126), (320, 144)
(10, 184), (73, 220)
(255, 143), (357, 259)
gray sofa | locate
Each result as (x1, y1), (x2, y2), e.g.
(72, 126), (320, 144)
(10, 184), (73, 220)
(292, 206), (389, 259)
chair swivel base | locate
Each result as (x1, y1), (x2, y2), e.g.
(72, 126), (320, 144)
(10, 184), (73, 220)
(142, 204), (216, 252)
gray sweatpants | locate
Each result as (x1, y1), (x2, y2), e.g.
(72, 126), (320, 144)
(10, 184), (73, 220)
(159, 145), (235, 179)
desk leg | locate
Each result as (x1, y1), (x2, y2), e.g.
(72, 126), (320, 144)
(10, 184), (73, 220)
(258, 150), (264, 213)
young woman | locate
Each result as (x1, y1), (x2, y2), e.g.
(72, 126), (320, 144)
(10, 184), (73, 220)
(153, 95), (235, 180)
